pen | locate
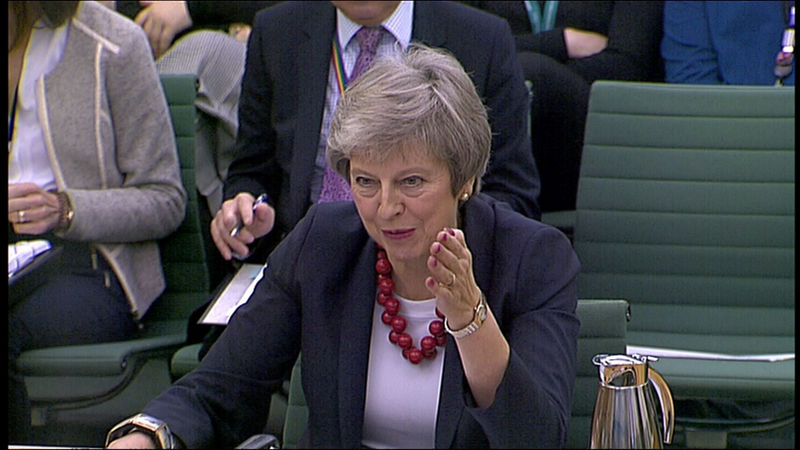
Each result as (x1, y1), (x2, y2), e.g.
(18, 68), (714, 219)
(230, 193), (269, 238)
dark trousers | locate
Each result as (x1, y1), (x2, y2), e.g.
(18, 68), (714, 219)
(8, 237), (138, 444)
(518, 51), (591, 213)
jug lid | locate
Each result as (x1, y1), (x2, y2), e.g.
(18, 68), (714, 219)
(592, 354), (657, 386)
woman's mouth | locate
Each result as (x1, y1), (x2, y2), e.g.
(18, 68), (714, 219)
(382, 228), (415, 240)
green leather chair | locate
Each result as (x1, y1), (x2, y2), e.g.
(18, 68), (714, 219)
(573, 81), (795, 447)
(280, 356), (307, 449)
(17, 74), (211, 447)
(240, 299), (629, 449)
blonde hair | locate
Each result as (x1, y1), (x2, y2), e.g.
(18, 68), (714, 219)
(327, 43), (491, 196)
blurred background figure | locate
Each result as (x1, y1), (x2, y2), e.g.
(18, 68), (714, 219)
(662, 0), (796, 86)
(115, 1), (274, 59)
(112, 1), (279, 290)
(8, 1), (186, 443)
(463, 1), (664, 212)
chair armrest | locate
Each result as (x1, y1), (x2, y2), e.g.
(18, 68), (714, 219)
(236, 434), (280, 449)
(17, 333), (185, 377)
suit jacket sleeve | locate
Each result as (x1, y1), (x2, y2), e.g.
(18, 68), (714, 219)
(566, 1), (664, 83)
(141, 207), (311, 447)
(467, 223), (580, 448)
(515, 28), (570, 61)
(475, 15), (543, 220)
(222, 8), (283, 204)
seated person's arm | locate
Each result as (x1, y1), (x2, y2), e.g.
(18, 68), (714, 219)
(661, 0), (721, 83)
(210, 10), (280, 260)
(134, 1), (193, 59)
(566, 0), (664, 83)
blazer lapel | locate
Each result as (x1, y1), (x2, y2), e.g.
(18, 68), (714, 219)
(337, 240), (377, 447)
(289, 4), (337, 225)
(436, 338), (465, 448)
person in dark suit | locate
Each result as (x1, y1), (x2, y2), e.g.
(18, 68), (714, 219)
(106, 44), (579, 449)
(463, 1), (664, 213)
(209, 1), (543, 265)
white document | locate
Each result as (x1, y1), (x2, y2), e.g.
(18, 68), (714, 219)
(627, 345), (795, 362)
(8, 239), (52, 278)
(198, 263), (266, 325)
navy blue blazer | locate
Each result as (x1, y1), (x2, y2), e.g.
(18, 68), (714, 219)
(223, 1), (542, 257)
(144, 194), (580, 448)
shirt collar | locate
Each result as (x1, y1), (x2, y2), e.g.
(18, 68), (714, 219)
(336, 1), (413, 51)
(18, 19), (70, 110)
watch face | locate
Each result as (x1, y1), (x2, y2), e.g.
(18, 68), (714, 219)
(477, 296), (488, 321)
(107, 414), (173, 449)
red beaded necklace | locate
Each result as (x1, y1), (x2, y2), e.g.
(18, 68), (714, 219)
(376, 246), (446, 364)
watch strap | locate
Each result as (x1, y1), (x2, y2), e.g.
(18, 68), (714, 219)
(106, 413), (176, 449)
(55, 191), (74, 231)
(444, 292), (488, 339)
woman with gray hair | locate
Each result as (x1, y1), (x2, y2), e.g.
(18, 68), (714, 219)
(108, 44), (580, 449)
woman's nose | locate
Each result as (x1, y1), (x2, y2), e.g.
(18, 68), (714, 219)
(377, 186), (404, 218)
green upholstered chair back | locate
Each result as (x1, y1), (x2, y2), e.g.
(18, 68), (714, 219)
(17, 74), (210, 447)
(143, 73), (210, 329)
(281, 356), (307, 449)
(573, 81), (794, 405)
(276, 300), (629, 449)
(567, 299), (630, 448)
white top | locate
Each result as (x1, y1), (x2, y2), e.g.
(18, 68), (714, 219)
(362, 291), (445, 449)
(310, 1), (414, 203)
(8, 20), (69, 191)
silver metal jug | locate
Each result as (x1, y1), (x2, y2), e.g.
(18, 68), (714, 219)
(589, 354), (675, 448)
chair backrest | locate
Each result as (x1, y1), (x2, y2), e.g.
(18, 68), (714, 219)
(142, 73), (210, 331)
(281, 356), (307, 449)
(568, 299), (630, 448)
(573, 81), (794, 399)
(278, 299), (629, 449)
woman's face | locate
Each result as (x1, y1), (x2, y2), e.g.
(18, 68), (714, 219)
(350, 145), (468, 269)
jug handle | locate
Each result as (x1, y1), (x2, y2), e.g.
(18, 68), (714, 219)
(648, 368), (675, 444)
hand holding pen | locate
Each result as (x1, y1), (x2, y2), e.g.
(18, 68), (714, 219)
(230, 193), (269, 237)
(210, 192), (275, 261)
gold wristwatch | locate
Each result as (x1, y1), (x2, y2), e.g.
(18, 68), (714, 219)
(444, 292), (488, 339)
(106, 413), (176, 449)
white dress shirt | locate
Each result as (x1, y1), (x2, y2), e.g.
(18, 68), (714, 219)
(9, 20), (69, 192)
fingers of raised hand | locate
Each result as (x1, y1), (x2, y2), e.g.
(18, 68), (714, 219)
(434, 227), (470, 265)
(427, 227), (472, 289)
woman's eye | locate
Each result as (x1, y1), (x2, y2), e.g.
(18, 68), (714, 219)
(354, 177), (379, 195)
(355, 176), (374, 187)
(402, 176), (422, 187)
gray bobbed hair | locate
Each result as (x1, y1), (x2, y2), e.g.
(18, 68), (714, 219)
(326, 43), (492, 197)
